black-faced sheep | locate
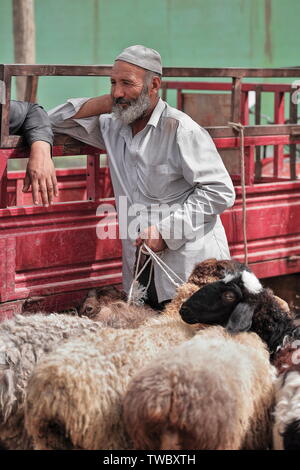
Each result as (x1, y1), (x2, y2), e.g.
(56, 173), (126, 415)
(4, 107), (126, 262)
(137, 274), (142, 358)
(179, 262), (295, 358)
(123, 326), (275, 450)
(272, 337), (300, 450)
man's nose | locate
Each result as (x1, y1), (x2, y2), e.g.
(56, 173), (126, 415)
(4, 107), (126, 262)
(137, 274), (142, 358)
(112, 84), (125, 99)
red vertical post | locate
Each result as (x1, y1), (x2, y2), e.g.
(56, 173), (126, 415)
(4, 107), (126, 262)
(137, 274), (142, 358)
(86, 153), (101, 201)
(273, 92), (285, 178)
(241, 91), (249, 125)
(16, 178), (24, 206)
(177, 89), (183, 111)
(0, 151), (8, 208)
(244, 146), (255, 186)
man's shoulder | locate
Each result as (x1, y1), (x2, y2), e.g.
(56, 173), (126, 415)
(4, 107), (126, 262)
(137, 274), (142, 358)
(162, 102), (202, 133)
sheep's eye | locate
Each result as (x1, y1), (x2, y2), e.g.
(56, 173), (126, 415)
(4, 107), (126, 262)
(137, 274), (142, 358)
(222, 291), (237, 302)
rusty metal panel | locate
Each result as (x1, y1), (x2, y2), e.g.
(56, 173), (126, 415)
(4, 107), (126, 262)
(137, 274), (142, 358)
(182, 93), (240, 175)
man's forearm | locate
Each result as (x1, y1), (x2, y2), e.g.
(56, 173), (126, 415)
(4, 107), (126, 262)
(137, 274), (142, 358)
(73, 94), (112, 119)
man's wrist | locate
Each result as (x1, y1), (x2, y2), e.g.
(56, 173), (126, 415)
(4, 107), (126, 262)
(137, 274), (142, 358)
(29, 141), (52, 159)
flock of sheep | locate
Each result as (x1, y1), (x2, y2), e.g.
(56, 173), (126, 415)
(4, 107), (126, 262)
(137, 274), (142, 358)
(0, 258), (299, 450)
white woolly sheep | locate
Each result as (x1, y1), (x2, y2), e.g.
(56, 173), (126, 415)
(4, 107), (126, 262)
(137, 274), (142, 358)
(123, 325), (276, 450)
(23, 258), (239, 450)
(0, 313), (103, 450)
(23, 258), (289, 450)
(0, 285), (159, 450)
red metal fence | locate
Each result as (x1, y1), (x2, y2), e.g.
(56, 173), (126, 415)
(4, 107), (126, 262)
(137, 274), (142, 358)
(0, 65), (300, 319)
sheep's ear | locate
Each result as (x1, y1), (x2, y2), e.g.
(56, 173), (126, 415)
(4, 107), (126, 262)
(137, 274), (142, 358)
(226, 302), (255, 333)
(86, 288), (97, 298)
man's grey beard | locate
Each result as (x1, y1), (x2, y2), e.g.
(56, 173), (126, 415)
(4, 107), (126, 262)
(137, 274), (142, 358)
(112, 85), (151, 125)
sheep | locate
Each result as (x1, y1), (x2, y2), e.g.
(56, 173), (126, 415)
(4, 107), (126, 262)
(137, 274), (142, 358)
(22, 258), (239, 450)
(272, 337), (300, 450)
(0, 289), (158, 450)
(123, 326), (276, 450)
(79, 286), (127, 318)
(23, 258), (289, 450)
(0, 313), (104, 450)
(80, 286), (158, 328)
(179, 262), (295, 358)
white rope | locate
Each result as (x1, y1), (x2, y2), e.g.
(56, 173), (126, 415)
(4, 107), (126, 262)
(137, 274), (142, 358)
(127, 243), (185, 304)
(142, 243), (185, 286)
(127, 249), (151, 303)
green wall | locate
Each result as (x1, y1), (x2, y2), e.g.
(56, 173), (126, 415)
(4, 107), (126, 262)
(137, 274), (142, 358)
(1, 0), (300, 110)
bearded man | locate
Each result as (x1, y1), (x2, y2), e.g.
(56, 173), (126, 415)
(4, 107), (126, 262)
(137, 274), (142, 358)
(49, 45), (235, 310)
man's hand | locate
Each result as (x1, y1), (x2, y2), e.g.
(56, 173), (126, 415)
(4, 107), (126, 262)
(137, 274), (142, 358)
(23, 141), (58, 206)
(135, 225), (167, 252)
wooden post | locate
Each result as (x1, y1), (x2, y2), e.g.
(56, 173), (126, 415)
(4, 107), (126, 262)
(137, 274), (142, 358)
(289, 91), (298, 180)
(273, 92), (285, 178)
(255, 86), (262, 180)
(231, 77), (242, 123)
(13, 0), (36, 101)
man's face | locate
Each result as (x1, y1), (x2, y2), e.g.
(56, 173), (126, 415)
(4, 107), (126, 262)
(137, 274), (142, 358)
(110, 60), (151, 125)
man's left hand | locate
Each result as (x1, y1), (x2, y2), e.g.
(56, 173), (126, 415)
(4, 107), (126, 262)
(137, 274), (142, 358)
(135, 225), (167, 252)
(23, 141), (58, 206)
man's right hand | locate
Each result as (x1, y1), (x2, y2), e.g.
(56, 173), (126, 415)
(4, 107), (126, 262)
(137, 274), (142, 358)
(23, 141), (58, 207)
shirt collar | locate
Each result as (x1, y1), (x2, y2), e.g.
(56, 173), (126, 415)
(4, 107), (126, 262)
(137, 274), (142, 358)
(146, 98), (166, 128)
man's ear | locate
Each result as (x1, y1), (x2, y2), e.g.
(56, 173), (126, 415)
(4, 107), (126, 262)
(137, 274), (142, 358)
(226, 302), (255, 333)
(151, 76), (161, 94)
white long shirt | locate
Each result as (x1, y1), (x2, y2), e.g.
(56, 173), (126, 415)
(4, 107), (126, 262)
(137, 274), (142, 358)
(49, 98), (236, 302)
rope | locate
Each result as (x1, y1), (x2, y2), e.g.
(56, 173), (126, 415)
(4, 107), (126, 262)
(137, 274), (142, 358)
(228, 121), (248, 265)
(142, 243), (185, 285)
(127, 243), (185, 303)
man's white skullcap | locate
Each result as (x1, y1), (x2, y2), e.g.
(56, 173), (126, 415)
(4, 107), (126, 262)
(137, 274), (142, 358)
(115, 45), (162, 75)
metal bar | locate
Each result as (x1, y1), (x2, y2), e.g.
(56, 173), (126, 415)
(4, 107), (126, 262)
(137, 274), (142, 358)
(24, 75), (39, 102)
(0, 65), (12, 148)
(255, 86), (262, 179)
(245, 146), (255, 185)
(289, 91), (298, 180)
(273, 92), (285, 178)
(161, 82), (167, 101)
(162, 81), (296, 93)
(241, 91), (249, 125)
(0, 154), (8, 208)
(3, 64), (300, 78)
(231, 77), (242, 123)
(86, 154), (101, 201)
(177, 90), (183, 110)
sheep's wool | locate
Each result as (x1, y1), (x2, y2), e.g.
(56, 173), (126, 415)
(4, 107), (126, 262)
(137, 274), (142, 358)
(241, 271), (263, 294)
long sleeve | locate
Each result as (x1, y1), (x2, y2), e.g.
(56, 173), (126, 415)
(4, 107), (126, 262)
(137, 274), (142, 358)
(157, 124), (235, 250)
(9, 100), (53, 146)
(48, 98), (106, 150)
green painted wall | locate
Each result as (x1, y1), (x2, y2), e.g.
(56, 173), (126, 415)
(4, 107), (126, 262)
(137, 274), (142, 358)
(1, 0), (300, 110)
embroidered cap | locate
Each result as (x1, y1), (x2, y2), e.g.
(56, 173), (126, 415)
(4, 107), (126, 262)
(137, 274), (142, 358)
(115, 45), (162, 75)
